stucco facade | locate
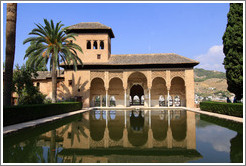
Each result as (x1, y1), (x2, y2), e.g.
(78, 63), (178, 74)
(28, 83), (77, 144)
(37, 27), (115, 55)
(35, 22), (199, 108)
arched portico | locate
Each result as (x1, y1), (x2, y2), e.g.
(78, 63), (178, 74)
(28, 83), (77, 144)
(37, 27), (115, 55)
(127, 72), (148, 106)
(87, 69), (193, 107)
(108, 77), (124, 107)
(170, 77), (186, 107)
(151, 77), (167, 107)
(130, 84), (144, 105)
(90, 78), (105, 107)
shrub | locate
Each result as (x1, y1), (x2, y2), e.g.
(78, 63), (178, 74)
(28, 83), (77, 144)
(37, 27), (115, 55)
(3, 102), (82, 126)
(12, 64), (45, 105)
(200, 101), (243, 117)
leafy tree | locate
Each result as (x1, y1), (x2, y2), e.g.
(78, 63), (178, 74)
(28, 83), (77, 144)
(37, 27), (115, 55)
(222, 3), (243, 100)
(23, 19), (83, 103)
(25, 41), (48, 71)
(13, 64), (45, 105)
(4, 3), (17, 106)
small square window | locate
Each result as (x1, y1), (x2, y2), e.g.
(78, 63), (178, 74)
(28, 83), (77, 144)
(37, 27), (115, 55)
(97, 54), (101, 59)
(68, 80), (72, 86)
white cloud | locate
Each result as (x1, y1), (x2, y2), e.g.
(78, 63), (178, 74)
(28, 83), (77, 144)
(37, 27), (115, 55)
(195, 45), (225, 72)
(197, 125), (237, 153)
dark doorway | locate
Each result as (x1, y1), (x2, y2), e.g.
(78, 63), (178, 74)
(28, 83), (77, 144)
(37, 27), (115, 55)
(130, 85), (144, 105)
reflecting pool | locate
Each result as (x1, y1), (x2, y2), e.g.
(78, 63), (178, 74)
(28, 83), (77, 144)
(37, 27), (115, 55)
(3, 109), (243, 163)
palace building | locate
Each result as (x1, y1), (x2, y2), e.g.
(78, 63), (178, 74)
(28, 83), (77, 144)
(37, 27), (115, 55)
(34, 22), (199, 108)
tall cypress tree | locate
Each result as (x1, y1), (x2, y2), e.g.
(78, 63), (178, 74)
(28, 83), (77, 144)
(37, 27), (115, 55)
(222, 3), (243, 101)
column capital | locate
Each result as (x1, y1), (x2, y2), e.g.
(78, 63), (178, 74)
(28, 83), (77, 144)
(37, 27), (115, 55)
(167, 86), (171, 91)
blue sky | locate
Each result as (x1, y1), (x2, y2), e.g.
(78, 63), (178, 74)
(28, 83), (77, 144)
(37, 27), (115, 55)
(2, 2), (229, 71)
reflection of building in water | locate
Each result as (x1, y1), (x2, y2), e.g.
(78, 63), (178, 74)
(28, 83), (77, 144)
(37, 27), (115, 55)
(39, 110), (198, 163)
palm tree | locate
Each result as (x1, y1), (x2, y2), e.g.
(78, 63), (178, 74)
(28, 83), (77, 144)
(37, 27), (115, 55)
(3, 3), (17, 106)
(23, 19), (83, 103)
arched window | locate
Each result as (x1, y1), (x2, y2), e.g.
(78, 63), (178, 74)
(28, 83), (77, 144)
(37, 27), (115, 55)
(168, 96), (173, 106)
(141, 95), (144, 105)
(110, 96), (116, 107)
(174, 96), (181, 107)
(93, 41), (98, 49)
(133, 95), (140, 105)
(100, 41), (104, 49)
(102, 96), (106, 106)
(94, 96), (100, 106)
(87, 41), (91, 49)
(159, 95), (165, 106)
(37, 82), (40, 87)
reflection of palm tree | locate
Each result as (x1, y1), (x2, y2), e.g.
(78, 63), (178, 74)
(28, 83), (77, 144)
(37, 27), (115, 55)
(43, 129), (62, 163)
(58, 73), (88, 101)
(49, 130), (56, 163)
(59, 120), (88, 147)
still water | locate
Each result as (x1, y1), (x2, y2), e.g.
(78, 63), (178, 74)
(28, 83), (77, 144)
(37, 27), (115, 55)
(3, 109), (243, 163)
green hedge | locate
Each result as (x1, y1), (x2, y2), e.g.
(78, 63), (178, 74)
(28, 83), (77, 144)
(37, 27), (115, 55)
(3, 102), (82, 126)
(200, 101), (243, 117)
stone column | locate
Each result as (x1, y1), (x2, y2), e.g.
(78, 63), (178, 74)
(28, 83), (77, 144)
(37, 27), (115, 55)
(148, 89), (151, 107)
(168, 110), (170, 126)
(173, 95), (175, 107)
(167, 90), (170, 107)
(100, 95), (102, 107)
(166, 70), (171, 107)
(106, 89), (108, 107)
(124, 89), (127, 107)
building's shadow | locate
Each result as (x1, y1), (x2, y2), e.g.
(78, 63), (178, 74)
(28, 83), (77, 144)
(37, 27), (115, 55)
(58, 73), (89, 104)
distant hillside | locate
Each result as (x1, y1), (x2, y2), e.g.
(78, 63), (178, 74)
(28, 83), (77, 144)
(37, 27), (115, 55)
(194, 68), (233, 99)
(194, 68), (226, 82)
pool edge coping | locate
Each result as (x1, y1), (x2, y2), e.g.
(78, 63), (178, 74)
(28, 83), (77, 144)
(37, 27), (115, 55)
(184, 107), (243, 123)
